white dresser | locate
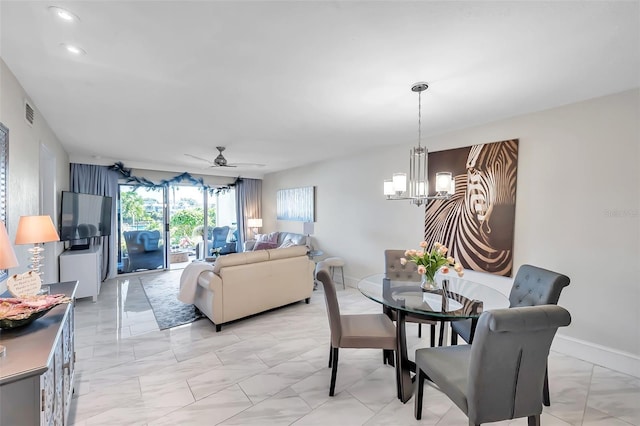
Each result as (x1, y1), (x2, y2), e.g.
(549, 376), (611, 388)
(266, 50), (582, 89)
(0, 281), (77, 425)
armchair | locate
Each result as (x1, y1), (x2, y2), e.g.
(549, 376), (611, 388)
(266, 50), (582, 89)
(123, 230), (164, 272)
(196, 226), (237, 258)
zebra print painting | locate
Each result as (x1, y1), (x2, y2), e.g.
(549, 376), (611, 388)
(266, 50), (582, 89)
(424, 139), (518, 277)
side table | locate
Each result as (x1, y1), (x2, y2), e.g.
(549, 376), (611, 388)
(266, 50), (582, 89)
(307, 250), (324, 290)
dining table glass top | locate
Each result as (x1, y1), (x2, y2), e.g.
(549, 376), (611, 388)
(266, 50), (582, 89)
(357, 273), (510, 320)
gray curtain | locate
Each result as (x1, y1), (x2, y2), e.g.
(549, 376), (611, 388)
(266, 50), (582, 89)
(70, 163), (119, 280)
(235, 178), (262, 252)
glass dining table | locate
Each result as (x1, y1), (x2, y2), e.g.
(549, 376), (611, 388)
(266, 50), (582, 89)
(357, 273), (510, 403)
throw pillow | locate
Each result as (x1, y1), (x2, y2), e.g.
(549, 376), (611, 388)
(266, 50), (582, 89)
(253, 240), (278, 251)
(253, 232), (278, 251)
(278, 239), (297, 249)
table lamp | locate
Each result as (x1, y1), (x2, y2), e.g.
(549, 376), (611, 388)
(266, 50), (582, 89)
(15, 215), (59, 279)
(247, 218), (262, 238)
(0, 221), (19, 357)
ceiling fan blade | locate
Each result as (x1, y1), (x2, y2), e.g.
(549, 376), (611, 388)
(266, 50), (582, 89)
(228, 163), (266, 167)
(185, 153), (214, 164)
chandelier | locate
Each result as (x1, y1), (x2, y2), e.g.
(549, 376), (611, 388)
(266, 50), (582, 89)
(383, 82), (454, 206)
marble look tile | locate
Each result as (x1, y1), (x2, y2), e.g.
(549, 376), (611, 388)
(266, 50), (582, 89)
(67, 274), (639, 426)
(290, 391), (374, 425)
(255, 337), (322, 367)
(187, 355), (269, 400)
(344, 365), (397, 411)
(582, 406), (637, 425)
(218, 388), (312, 425)
(69, 377), (142, 423)
(587, 366), (640, 425)
(290, 369), (334, 409)
(147, 384), (252, 425)
(239, 359), (317, 403)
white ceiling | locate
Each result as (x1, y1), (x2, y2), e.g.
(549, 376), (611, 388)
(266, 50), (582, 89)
(1, 1), (638, 179)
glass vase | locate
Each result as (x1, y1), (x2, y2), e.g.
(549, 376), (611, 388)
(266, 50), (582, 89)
(420, 273), (439, 290)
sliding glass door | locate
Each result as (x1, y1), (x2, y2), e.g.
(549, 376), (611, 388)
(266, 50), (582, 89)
(117, 183), (238, 273)
(167, 185), (206, 269)
(117, 185), (166, 274)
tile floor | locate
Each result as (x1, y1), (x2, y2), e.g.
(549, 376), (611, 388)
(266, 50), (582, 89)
(68, 270), (640, 425)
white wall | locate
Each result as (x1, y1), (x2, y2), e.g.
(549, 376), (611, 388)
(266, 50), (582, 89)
(0, 59), (70, 291)
(263, 89), (640, 377)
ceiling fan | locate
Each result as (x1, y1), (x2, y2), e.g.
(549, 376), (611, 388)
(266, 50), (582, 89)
(185, 146), (265, 168)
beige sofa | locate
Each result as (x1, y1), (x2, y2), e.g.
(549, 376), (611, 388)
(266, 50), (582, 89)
(194, 245), (315, 331)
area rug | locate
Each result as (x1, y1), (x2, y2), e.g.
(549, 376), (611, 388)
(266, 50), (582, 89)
(140, 270), (204, 330)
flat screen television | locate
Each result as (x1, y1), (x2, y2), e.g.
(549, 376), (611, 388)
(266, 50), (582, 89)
(60, 191), (113, 249)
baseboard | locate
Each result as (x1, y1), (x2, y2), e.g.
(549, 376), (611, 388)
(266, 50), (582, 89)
(552, 333), (640, 378)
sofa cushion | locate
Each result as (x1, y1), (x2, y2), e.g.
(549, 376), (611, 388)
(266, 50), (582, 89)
(267, 245), (308, 260)
(213, 250), (269, 273)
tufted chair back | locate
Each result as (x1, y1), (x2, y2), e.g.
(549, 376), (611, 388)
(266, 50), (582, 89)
(508, 264), (570, 308)
(415, 305), (572, 424)
(384, 249), (420, 281)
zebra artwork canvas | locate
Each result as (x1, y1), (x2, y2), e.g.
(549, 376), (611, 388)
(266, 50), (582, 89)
(424, 139), (518, 277)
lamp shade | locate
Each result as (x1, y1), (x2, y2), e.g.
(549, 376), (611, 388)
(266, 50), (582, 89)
(302, 221), (314, 236)
(392, 173), (407, 193)
(0, 221), (18, 269)
(247, 218), (262, 228)
(15, 215), (60, 245)
(383, 180), (394, 196)
(435, 172), (453, 193)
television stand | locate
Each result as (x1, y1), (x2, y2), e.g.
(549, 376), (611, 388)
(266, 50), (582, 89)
(59, 246), (102, 301)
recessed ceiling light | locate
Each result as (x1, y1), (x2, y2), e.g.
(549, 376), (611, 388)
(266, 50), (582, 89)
(60, 43), (86, 56)
(48, 6), (80, 23)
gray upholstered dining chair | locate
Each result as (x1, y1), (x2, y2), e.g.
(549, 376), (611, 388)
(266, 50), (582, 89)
(450, 263), (570, 406)
(315, 261), (398, 397)
(385, 250), (439, 346)
(415, 305), (572, 426)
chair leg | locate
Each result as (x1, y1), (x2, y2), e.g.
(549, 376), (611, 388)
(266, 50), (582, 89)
(329, 347), (339, 396)
(438, 322), (446, 346)
(382, 349), (394, 366)
(418, 323), (422, 338)
(528, 414), (541, 426)
(451, 326), (458, 345)
(543, 364), (551, 406)
(430, 324), (436, 347)
(414, 368), (426, 420)
(328, 344), (333, 368)
(386, 349), (394, 367)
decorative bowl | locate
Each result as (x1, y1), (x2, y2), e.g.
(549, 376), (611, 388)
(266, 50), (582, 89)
(0, 305), (56, 329)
